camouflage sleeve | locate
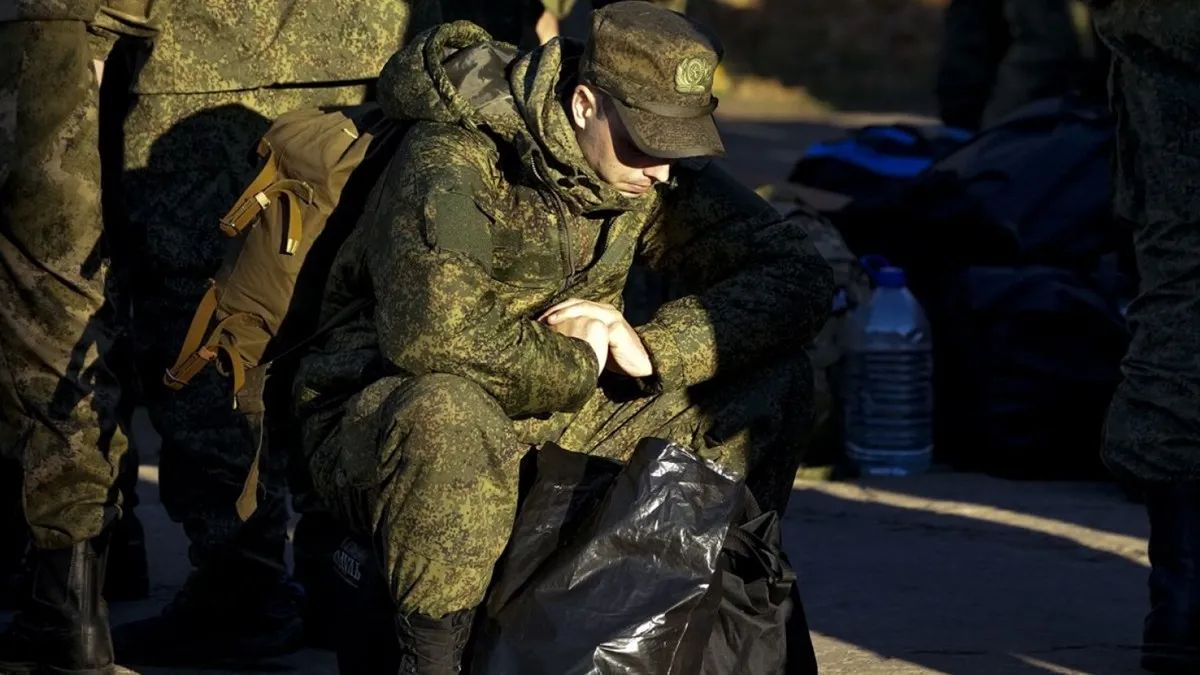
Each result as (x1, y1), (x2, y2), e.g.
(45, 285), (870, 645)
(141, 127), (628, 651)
(635, 160), (834, 391)
(365, 122), (599, 417)
(1, 1), (99, 21)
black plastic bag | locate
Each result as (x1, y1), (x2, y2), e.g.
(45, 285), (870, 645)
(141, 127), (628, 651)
(470, 438), (817, 674)
(471, 438), (740, 674)
(701, 502), (817, 675)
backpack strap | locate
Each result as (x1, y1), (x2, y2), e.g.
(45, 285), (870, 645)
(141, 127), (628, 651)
(221, 177), (314, 245)
(218, 137), (315, 256)
(235, 446), (262, 521)
(163, 284), (220, 391)
(164, 286), (264, 397)
(219, 139), (279, 236)
(215, 344), (247, 397)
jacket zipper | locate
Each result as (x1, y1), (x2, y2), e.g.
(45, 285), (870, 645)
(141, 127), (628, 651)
(553, 192), (576, 284)
(529, 152), (578, 293)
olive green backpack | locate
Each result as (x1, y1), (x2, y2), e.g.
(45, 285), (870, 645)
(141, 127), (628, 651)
(159, 103), (403, 519)
(164, 102), (400, 397)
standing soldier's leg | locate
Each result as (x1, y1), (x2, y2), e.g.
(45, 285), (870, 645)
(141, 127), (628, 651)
(1093, 2), (1200, 671)
(985, 0), (1083, 125)
(113, 85), (367, 665)
(936, 0), (1010, 131)
(0, 18), (126, 674)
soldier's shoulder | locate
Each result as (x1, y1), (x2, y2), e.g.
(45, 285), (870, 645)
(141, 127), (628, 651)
(403, 120), (500, 160)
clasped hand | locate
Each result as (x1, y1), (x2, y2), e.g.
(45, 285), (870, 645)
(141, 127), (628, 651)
(539, 299), (653, 378)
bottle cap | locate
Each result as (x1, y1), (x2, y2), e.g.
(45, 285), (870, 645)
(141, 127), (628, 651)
(876, 266), (907, 288)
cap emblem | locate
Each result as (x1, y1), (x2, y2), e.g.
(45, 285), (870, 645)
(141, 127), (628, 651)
(674, 56), (713, 95)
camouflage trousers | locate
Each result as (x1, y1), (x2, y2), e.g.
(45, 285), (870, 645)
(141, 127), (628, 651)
(936, 0), (1085, 130)
(120, 83), (368, 570)
(1094, 1), (1200, 483)
(303, 356), (812, 618)
(0, 20), (128, 550)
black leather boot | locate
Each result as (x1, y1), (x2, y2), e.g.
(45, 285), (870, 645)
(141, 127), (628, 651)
(0, 534), (115, 675)
(293, 511), (345, 649)
(0, 457), (29, 611)
(111, 557), (305, 667)
(103, 445), (148, 603)
(1142, 483), (1200, 673)
(101, 509), (148, 603)
(394, 608), (475, 675)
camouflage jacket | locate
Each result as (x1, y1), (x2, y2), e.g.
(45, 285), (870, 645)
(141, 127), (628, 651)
(133, 0), (442, 94)
(4, 1), (442, 94)
(295, 22), (833, 419)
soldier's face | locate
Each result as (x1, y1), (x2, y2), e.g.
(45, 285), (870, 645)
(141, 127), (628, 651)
(571, 85), (672, 198)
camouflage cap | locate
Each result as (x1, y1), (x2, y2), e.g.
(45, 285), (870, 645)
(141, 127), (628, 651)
(579, 1), (725, 159)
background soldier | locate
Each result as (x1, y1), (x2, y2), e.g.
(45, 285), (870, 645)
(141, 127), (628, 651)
(293, 4), (832, 671)
(106, 1), (443, 666)
(936, 0), (1096, 130)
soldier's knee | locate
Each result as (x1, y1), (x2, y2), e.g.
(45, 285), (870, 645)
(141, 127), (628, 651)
(384, 374), (511, 463)
(400, 373), (501, 420)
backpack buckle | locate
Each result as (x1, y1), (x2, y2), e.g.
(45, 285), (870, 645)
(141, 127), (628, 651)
(163, 346), (217, 391)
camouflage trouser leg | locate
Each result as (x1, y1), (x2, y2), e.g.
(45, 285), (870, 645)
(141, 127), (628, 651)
(985, 0), (1082, 125)
(121, 85), (368, 570)
(937, 0), (1009, 130)
(0, 20), (127, 550)
(305, 356), (811, 618)
(1094, 2), (1200, 483)
(937, 0), (1082, 129)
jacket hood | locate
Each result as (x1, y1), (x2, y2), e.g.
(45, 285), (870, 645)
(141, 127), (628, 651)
(377, 22), (649, 215)
(377, 21), (522, 136)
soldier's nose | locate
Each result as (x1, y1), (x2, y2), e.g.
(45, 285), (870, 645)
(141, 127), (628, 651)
(644, 162), (670, 184)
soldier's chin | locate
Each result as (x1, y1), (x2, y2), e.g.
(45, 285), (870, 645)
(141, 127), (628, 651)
(617, 183), (651, 198)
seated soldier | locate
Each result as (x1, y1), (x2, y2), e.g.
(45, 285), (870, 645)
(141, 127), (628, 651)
(292, 3), (833, 671)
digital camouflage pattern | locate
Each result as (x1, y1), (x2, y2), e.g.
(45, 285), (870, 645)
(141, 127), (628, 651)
(130, 1), (443, 94)
(1, 1), (101, 21)
(1093, 1), (1200, 483)
(1, 0), (441, 564)
(295, 22), (833, 618)
(118, 0), (441, 570)
(0, 16), (127, 550)
(445, 0), (689, 53)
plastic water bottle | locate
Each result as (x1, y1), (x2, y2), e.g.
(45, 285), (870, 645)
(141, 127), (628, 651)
(842, 260), (933, 476)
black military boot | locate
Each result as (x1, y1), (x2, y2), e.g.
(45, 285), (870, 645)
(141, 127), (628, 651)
(0, 457), (30, 611)
(394, 608), (475, 675)
(111, 558), (305, 667)
(0, 535), (115, 675)
(1142, 483), (1200, 673)
(101, 509), (148, 602)
(293, 511), (345, 649)
(103, 438), (148, 603)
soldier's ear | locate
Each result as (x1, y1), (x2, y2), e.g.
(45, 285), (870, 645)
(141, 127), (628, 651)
(571, 84), (600, 131)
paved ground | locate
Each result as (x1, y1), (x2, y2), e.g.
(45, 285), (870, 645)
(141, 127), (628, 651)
(103, 453), (1150, 675)
(4, 113), (1153, 674)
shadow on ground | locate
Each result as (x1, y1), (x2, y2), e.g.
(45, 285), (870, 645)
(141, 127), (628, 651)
(785, 476), (1146, 674)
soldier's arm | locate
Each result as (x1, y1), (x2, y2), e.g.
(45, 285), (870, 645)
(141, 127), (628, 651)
(364, 123), (599, 417)
(634, 160), (834, 391)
